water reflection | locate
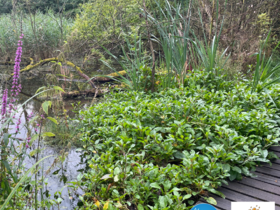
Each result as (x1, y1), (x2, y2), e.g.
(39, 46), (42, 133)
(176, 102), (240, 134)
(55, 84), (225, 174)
(0, 65), (91, 209)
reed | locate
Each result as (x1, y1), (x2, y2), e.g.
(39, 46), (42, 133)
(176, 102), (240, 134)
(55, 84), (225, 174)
(0, 10), (73, 60)
(251, 31), (280, 93)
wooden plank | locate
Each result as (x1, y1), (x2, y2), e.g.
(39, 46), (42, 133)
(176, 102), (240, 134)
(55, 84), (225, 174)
(262, 162), (280, 171)
(223, 182), (280, 205)
(237, 177), (280, 194)
(269, 146), (280, 152)
(271, 159), (280, 165)
(219, 187), (259, 202)
(256, 166), (280, 178)
(200, 195), (230, 210)
(251, 172), (280, 186)
(270, 151), (280, 158)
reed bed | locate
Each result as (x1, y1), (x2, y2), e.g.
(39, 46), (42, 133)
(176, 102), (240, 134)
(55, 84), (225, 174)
(0, 11), (73, 60)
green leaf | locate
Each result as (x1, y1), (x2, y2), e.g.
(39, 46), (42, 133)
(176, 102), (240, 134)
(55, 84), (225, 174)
(205, 197), (217, 205)
(159, 196), (166, 208)
(42, 101), (52, 115)
(114, 175), (119, 182)
(53, 86), (65, 93)
(35, 86), (46, 94)
(150, 183), (161, 190)
(77, 173), (84, 181)
(173, 151), (184, 159)
(182, 194), (191, 201)
(30, 134), (39, 144)
(42, 132), (56, 137)
(232, 166), (241, 173)
(29, 149), (40, 157)
(3, 133), (9, 146)
(100, 174), (112, 180)
(137, 204), (144, 210)
(47, 117), (58, 124)
(56, 198), (63, 203)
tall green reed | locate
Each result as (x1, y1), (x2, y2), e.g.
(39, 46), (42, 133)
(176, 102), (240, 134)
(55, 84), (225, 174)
(251, 31), (280, 93)
(150, 0), (192, 88)
(100, 36), (152, 91)
(190, 0), (230, 75)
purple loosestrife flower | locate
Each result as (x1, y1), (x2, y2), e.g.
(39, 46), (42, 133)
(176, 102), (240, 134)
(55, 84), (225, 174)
(11, 36), (23, 97)
(15, 118), (21, 133)
(26, 136), (31, 148)
(7, 34), (24, 131)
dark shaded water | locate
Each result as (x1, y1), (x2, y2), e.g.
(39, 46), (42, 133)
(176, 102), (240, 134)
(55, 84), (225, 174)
(0, 65), (94, 209)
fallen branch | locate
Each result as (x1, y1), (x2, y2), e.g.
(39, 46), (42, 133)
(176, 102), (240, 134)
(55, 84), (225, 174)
(8, 57), (127, 84)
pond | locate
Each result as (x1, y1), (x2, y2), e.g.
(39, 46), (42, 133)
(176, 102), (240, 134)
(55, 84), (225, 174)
(0, 64), (95, 209)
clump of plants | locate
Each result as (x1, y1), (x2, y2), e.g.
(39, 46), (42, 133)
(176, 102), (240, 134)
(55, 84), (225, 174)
(72, 70), (280, 209)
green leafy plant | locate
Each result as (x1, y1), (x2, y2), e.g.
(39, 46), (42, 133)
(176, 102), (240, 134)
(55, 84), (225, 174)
(75, 70), (280, 209)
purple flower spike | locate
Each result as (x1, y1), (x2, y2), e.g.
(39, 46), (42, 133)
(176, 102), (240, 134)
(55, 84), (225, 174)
(11, 34), (24, 98)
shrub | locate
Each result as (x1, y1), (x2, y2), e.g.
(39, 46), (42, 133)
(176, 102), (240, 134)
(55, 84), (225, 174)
(72, 0), (146, 41)
(73, 70), (280, 209)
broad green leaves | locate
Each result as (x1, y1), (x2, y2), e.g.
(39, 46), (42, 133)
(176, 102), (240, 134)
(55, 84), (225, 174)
(42, 101), (52, 115)
(77, 69), (280, 208)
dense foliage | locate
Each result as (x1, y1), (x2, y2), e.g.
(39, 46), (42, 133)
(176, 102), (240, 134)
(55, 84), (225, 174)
(74, 70), (280, 209)
(0, 12), (73, 58)
(0, 0), (87, 15)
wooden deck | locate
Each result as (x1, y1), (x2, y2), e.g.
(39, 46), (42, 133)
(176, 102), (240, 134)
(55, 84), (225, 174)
(199, 146), (280, 210)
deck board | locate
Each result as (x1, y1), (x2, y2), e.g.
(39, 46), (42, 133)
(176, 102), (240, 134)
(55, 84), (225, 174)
(196, 146), (280, 209)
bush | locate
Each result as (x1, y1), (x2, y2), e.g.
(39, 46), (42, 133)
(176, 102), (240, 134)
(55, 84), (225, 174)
(72, 0), (145, 41)
(74, 70), (280, 209)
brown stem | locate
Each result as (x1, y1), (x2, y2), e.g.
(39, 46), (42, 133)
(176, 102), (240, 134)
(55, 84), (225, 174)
(143, 0), (156, 92)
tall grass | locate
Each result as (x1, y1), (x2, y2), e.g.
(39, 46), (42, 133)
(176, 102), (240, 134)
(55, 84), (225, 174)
(0, 10), (73, 59)
(150, 0), (192, 88)
(251, 31), (280, 93)
(190, 0), (230, 75)
(100, 36), (152, 91)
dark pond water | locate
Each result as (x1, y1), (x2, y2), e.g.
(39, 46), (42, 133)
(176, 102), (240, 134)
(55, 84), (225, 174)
(0, 64), (96, 209)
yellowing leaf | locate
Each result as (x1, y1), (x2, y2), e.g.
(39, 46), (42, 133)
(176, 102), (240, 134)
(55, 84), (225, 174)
(47, 117), (58, 124)
(205, 197), (217, 205)
(42, 132), (56, 137)
(53, 86), (65, 92)
(116, 201), (122, 208)
(103, 201), (109, 209)
(95, 200), (100, 207)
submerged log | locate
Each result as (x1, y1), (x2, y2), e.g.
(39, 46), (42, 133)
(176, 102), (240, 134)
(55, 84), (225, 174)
(61, 88), (106, 99)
